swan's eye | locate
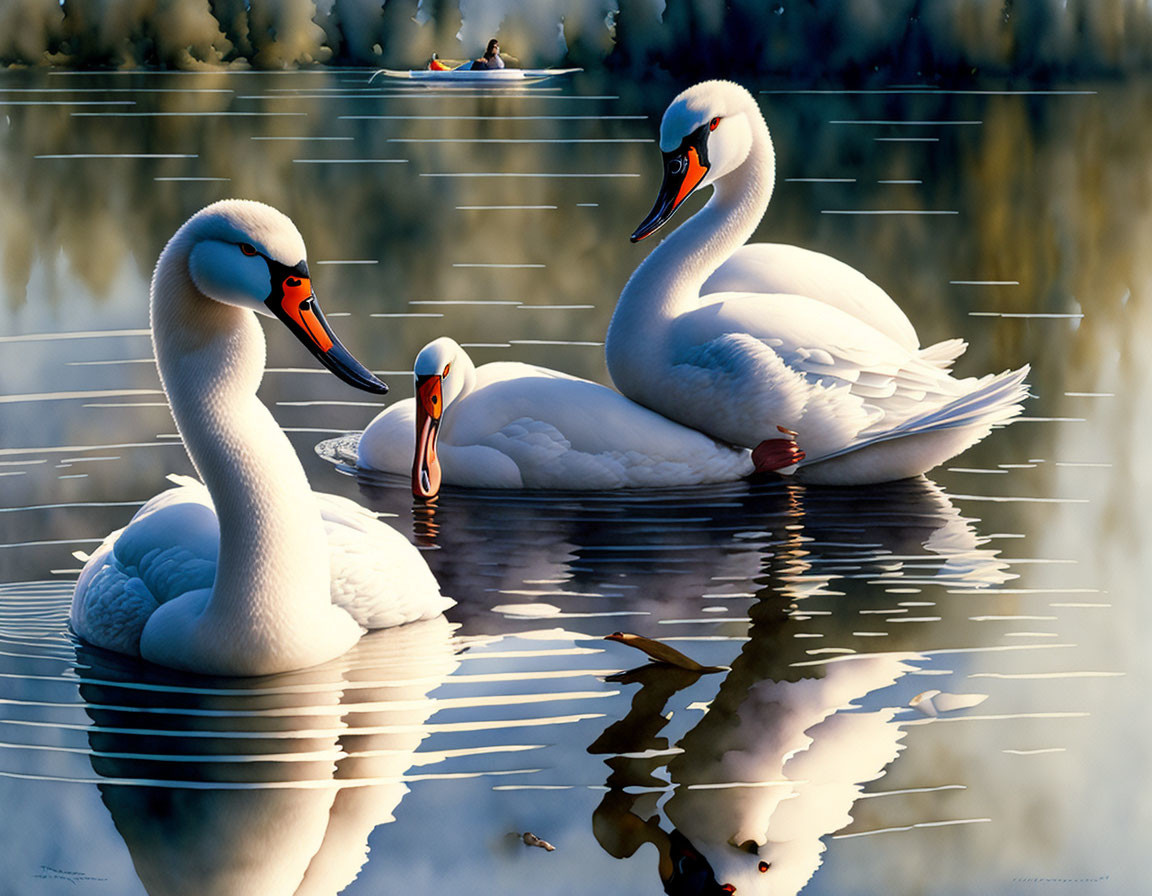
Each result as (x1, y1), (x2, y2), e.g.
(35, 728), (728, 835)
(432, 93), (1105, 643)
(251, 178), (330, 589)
(710, 117), (721, 131)
(442, 363), (451, 377)
(240, 243), (258, 257)
(668, 157), (686, 175)
(758, 861), (770, 873)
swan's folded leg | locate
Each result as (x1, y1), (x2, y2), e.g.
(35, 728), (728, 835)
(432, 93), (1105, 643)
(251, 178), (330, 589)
(752, 428), (805, 475)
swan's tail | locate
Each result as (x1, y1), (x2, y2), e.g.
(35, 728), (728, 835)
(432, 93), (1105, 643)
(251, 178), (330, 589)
(798, 365), (1030, 481)
(896, 364), (1031, 437)
(918, 338), (967, 370)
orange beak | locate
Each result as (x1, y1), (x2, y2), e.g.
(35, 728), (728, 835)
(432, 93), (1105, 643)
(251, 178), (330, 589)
(275, 274), (332, 352)
(263, 259), (387, 394)
(631, 124), (712, 242)
(412, 374), (443, 500)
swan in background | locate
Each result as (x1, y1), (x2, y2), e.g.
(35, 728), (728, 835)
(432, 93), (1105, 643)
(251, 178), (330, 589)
(606, 80), (1030, 485)
(71, 200), (451, 676)
(355, 336), (755, 499)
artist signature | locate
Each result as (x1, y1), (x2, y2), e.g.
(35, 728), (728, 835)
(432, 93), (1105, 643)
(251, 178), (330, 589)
(32, 865), (108, 886)
(1013, 875), (1111, 886)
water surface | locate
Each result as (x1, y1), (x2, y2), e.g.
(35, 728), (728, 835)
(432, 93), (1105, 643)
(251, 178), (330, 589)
(0, 69), (1148, 894)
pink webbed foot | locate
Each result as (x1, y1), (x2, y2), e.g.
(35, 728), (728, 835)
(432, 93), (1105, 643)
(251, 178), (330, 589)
(752, 427), (805, 476)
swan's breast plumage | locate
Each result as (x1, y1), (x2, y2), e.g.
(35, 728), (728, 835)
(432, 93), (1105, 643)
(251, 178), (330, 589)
(72, 479), (451, 658)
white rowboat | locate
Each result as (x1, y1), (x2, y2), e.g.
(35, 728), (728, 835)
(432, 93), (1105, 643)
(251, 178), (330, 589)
(370, 68), (581, 86)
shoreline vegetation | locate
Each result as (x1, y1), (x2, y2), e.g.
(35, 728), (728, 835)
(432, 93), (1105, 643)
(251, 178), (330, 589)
(3, 1), (1152, 83)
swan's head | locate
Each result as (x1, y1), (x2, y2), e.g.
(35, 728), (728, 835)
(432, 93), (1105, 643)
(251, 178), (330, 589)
(410, 337), (475, 500)
(176, 199), (387, 394)
(632, 81), (761, 242)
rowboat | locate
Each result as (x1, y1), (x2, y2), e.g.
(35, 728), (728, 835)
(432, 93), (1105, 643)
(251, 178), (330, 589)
(370, 68), (581, 86)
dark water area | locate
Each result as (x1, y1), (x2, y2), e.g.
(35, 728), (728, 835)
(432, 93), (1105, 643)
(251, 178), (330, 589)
(0, 68), (1148, 894)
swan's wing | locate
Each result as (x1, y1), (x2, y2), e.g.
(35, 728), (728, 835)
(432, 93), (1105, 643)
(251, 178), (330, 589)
(811, 363), (1030, 466)
(669, 294), (988, 457)
(666, 328), (875, 457)
(917, 337), (967, 371)
(71, 482), (219, 654)
(702, 243), (920, 350)
(316, 493), (452, 630)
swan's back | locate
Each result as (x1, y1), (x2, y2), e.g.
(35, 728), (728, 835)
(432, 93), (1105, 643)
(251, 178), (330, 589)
(702, 243), (919, 350)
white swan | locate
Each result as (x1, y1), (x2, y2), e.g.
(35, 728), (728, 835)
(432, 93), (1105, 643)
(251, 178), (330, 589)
(70, 200), (451, 676)
(606, 80), (1030, 485)
(355, 336), (754, 498)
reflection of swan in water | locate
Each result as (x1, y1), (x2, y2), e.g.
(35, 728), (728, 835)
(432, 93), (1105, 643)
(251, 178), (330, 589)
(75, 616), (458, 896)
(765, 475), (1014, 605)
(71, 200), (449, 676)
(661, 652), (916, 895)
(355, 336), (755, 500)
(316, 471), (1012, 638)
(588, 479), (1006, 895)
(592, 639), (922, 895)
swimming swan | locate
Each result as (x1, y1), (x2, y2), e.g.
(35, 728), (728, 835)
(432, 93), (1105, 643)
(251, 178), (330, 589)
(71, 200), (451, 676)
(606, 80), (1029, 485)
(355, 336), (754, 498)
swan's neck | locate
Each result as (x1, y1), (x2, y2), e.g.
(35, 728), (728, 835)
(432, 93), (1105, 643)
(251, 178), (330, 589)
(151, 249), (329, 630)
(607, 115), (775, 392)
(439, 350), (478, 439)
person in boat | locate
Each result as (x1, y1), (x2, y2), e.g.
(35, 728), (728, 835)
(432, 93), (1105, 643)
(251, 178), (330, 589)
(426, 40), (506, 72)
(470, 39), (505, 70)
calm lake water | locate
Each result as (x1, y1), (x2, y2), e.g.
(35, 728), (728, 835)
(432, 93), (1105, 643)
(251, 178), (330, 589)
(0, 68), (1149, 895)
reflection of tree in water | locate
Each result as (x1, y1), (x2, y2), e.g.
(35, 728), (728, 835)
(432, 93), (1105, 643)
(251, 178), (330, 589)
(4, 74), (1145, 429)
(586, 478), (1008, 896)
(75, 617), (458, 896)
(0, 73), (640, 383)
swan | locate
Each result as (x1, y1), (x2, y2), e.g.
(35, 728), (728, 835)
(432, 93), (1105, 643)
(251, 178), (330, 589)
(70, 200), (452, 676)
(355, 336), (755, 498)
(606, 80), (1030, 485)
